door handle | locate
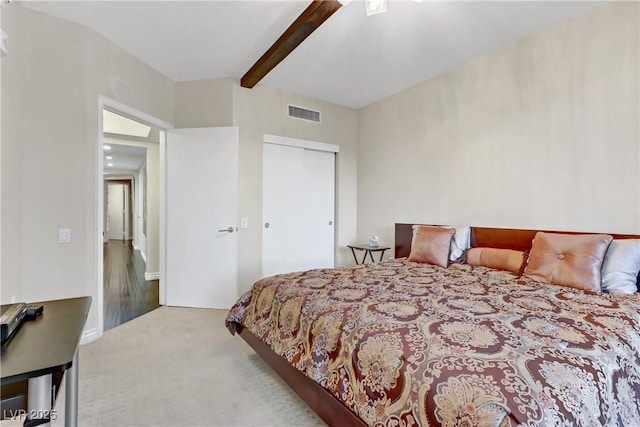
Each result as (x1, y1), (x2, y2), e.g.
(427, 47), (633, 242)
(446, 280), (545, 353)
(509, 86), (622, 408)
(218, 226), (234, 233)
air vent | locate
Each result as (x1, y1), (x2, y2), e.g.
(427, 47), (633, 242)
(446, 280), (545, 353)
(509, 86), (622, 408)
(288, 105), (321, 123)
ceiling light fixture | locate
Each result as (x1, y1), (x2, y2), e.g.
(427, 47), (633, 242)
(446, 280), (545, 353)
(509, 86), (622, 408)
(365, 0), (386, 16)
(105, 155), (113, 160)
(107, 163), (114, 167)
(339, 0), (387, 16)
(103, 145), (111, 151)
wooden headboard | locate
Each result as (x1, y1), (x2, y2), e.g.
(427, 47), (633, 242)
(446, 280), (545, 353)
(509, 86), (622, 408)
(395, 223), (640, 258)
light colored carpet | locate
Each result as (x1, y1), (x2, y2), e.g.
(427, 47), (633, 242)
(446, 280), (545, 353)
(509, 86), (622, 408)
(3, 307), (325, 427)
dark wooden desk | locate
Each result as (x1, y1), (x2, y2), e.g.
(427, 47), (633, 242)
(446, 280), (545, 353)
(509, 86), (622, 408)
(1, 297), (91, 427)
(347, 244), (391, 264)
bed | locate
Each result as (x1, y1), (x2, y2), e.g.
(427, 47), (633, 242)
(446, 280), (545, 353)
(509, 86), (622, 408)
(226, 224), (640, 426)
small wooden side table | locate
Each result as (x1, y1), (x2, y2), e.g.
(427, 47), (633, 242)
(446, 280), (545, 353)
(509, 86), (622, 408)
(347, 244), (391, 265)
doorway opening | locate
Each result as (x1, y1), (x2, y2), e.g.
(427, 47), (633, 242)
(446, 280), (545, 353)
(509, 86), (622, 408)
(98, 100), (170, 334)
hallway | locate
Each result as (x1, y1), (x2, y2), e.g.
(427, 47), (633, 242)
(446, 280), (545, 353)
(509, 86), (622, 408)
(104, 240), (160, 331)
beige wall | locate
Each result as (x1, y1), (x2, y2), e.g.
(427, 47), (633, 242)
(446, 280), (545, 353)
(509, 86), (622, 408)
(0, 5), (174, 335)
(176, 80), (359, 295)
(357, 2), (640, 251)
(175, 78), (234, 127)
(0, 7), (6, 302)
(233, 84), (358, 294)
(1, 4), (357, 335)
(3, 1), (637, 336)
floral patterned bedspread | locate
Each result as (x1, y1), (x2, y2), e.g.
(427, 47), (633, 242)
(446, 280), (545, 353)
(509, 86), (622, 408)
(225, 259), (640, 426)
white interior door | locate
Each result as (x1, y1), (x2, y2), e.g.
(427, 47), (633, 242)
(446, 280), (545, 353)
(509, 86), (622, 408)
(303, 149), (335, 267)
(262, 142), (335, 277)
(107, 183), (126, 240)
(166, 127), (239, 309)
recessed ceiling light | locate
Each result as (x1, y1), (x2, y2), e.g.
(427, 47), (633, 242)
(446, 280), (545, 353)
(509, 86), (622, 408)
(365, 0), (386, 16)
(105, 155), (113, 160)
(107, 163), (114, 167)
(103, 145), (112, 151)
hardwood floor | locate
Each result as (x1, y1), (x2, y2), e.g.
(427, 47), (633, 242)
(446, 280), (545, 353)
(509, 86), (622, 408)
(104, 240), (160, 331)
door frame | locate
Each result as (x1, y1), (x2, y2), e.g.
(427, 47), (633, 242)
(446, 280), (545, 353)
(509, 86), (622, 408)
(96, 96), (173, 338)
(263, 133), (339, 153)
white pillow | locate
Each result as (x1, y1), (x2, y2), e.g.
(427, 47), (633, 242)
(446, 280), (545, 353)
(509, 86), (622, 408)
(449, 226), (471, 261)
(601, 239), (640, 294)
(412, 225), (471, 262)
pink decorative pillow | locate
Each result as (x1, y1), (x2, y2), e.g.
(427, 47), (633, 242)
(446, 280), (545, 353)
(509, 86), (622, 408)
(467, 247), (526, 274)
(523, 232), (613, 293)
(411, 225), (471, 261)
(408, 227), (455, 267)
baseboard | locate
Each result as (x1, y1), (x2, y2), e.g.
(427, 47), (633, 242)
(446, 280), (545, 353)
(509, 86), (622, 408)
(139, 250), (147, 263)
(133, 243), (140, 251)
(145, 272), (160, 281)
(80, 327), (100, 345)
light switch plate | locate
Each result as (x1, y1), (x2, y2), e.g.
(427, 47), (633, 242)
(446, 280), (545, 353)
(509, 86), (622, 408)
(240, 217), (248, 229)
(59, 228), (71, 243)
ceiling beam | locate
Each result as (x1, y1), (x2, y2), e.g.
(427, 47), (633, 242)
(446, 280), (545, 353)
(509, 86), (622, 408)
(241, 0), (342, 89)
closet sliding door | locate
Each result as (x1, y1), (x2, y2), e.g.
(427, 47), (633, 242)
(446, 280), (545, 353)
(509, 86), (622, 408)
(262, 137), (337, 278)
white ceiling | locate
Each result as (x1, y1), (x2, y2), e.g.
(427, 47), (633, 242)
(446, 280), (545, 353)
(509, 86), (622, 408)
(103, 142), (147, 174)
(20, 0), (603, 109)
